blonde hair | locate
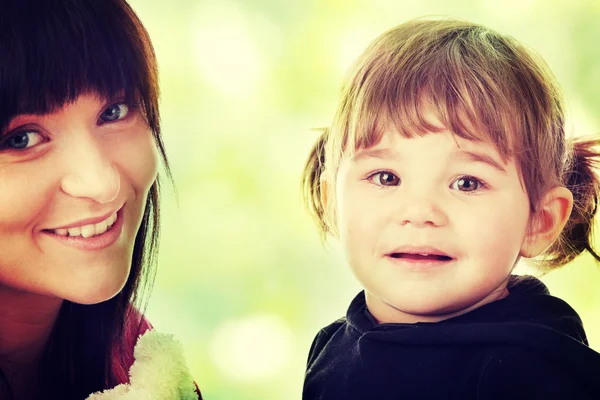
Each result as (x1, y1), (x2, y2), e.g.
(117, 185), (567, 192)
(302, 18), (600, 268)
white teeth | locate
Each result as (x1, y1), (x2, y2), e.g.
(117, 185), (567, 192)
(96, 220), (108, 235)
(81, 225), (95, 238)
(106, 213), (116, 227)
(68, 226), (82, 236)
(53, 212), (117, 238)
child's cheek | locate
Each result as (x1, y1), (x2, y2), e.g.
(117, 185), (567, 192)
(459, 197), (528, 264)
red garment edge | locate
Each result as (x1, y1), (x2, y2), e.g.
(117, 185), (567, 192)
(111, 308), (202, 398)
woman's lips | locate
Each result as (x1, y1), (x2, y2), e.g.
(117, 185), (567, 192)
(49, 208), (120, 231)
(42, 208), (125, 251)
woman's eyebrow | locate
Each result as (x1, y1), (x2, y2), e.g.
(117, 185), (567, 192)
(452, 150), (507, 174)
(2, 115), (42, 134)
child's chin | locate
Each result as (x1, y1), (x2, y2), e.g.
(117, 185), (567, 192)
(385, 294), (472, 322)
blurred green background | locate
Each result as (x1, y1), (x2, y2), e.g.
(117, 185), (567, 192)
(128, 0), (600, 398)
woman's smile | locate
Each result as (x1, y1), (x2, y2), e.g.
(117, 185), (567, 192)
(41, 206), (125, 251)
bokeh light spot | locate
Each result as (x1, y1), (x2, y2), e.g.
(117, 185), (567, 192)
(192, 2), (265, 97)
(210, 314), (293, 381)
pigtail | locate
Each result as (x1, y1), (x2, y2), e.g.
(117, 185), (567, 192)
(302, 129), (329, 239)
(544, 137), (600, 267)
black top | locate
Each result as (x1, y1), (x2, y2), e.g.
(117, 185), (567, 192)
(303, 276), (600, 399)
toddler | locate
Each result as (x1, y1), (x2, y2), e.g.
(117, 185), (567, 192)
(302, 19), (600, 399)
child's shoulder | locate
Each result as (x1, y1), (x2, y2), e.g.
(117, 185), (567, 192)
(306, 318), (347, 367)
(478, 345), (600, 399)
(315, 318), (347, 340)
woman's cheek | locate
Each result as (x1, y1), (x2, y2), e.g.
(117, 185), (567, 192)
(113, 128), (159, 192)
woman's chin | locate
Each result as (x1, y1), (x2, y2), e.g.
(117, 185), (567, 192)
(63, 277), (129, 305)
(68, 291), (122, 305)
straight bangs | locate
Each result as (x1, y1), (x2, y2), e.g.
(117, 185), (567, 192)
(0, 0), (159, 136)
(328, 20), (545, 168)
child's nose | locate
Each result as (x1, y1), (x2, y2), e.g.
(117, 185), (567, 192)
(392, 190), (448, 227)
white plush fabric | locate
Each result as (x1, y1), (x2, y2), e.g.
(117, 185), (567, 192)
(86, 330), (198, 400)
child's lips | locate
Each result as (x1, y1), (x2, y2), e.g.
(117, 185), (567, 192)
(389, 253), (453, 261)
(386, 245), (453, 259)
(384, 245), (456, 265)
(385, 253), (456, 269)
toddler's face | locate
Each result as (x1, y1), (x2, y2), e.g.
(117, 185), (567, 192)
(334, 125), (531, 323)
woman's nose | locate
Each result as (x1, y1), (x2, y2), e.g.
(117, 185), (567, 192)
(59, 133), (120, 204)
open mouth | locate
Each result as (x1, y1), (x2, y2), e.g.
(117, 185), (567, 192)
(388, 253), (454, 262)
(43, 209), (121, 239)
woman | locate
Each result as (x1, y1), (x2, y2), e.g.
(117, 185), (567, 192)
(0, 0), (198, 398)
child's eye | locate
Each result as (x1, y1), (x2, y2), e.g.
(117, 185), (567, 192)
(367, 171), (401, 187)
(450, 176), (485, 192)
(99, 103), (130, 123)
(0, 130), (44, 151)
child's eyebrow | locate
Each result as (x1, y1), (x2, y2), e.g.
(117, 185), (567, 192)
(352, 147), (507, 174)
(351, 148), (400, 162)
(452, 150), (507, 174)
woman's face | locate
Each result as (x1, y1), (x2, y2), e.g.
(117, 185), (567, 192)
(0, 93), (158, 304)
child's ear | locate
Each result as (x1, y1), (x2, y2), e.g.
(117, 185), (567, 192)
(320, 175), (329, 212)
(320, 173), (338, 236)
(520, 186), (573, 258)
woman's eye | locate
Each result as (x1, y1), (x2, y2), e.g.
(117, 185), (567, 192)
(369, 171), (401, 186)
(451, 176), (483, 192)
(99, 103), (130, 123)
(1, 130), (43, 150)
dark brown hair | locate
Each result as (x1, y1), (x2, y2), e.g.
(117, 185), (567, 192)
(0, 0), (170, 398)
(302, 18), (600, 268)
